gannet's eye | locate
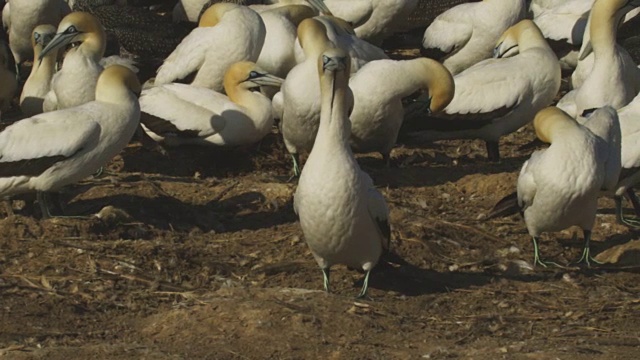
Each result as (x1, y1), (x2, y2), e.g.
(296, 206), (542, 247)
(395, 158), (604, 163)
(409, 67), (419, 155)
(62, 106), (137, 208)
(34, 33), (41, 42)
(64, 25), (78, 34)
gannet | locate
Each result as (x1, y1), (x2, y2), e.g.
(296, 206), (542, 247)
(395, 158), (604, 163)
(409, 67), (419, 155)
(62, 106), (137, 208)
(0, 65), (141, 218)
(154, 3), (266, 92)
(173, 0), (270, 22)
(276, 17), (335, 175)
(516, 106), (620, 266)
(0, 36), (16, 114)
(20, 24), (58, 117)
(294, 48), (390, 297)
(349, 58), (454, 164)
(6, 0), (69, 66)
(320, 0), (418, 45)
(421, 0), (527, 76)
(601, 93), (640, 227)
(39, 12), (107, 111)
(403, 20), (561, 162)
(293, 14), (388, 73)
(140, 62), (283, 147)
(558, 0), (640, 118)
(567, 0), (640, 94)
(255, 4), (316, 79)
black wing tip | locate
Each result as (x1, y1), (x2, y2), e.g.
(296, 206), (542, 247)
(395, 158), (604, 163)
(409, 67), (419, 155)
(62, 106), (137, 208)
(485, 191), (520, 220)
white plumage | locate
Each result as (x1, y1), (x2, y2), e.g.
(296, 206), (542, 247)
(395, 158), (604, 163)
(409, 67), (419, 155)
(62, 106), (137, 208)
(348, 58), (454, 163)
(140, 62), (283, 147)
(422, 0), (526, 75)
(294, 48), (390, 297)
(0, 65), (141, 217)
(5, 0), (69, 65)
(407, 20), (561, 162)
(517, 106), (620, 266)
(155, 3), (266, 92)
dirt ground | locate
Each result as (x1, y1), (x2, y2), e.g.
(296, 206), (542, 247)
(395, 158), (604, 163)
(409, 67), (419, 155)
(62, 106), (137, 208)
(1, 31), (640, 360)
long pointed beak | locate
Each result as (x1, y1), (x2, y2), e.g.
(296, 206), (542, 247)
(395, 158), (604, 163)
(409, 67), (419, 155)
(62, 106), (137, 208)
(39, 32), (75, 60)
(254, 74), (285, 88)
(306, 0), (333, 15)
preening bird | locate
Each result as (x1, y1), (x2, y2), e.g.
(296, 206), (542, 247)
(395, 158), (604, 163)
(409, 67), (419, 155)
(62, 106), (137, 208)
(514, 106), (621, 267)
(403, 19), (561, 162)
(0, 65), (141, 218)
(140, 62), (283, 147)
(348, 58), (454, 164)
(557, 0), (640, 118)
(421, 0), (526, 75)
(154, 3), (266, 92)
(294, 48), (390, 298)
(20, 24), (58, 117)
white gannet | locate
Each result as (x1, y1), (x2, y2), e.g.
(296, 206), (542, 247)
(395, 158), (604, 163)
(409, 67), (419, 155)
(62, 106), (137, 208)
(255, 4), (316, 79)
(421, 0), (527, 76)
(601, 93), (640, 227)
(294, 48), (390, 297)
(0, 36), (17, 114)
(321, 0), (418, 45)
(349, 58), (454, 164)
(140, 62), (283, 147)
(530, 0), (593, 70)
(277, 17), (335, 175)
(20, 24), (58, 117)
(567, 0), (640, 93)
(155, 3), (266, 92)
(293, 14), (388, 74)
(6, 0), (69, 66)
(516, 106), (620, 267)
(404, 20), (561, 162)
(0, 65), (141, 218)
(38, 12), (107, 111)
(558, 0), (640, 118)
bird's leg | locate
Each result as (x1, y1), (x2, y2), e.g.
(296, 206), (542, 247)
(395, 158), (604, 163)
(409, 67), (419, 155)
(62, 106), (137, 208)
(356, 270), (371, 299)
(615, 195), (640, 228)
(531, 236), (562, 268)
(574, 229), (602, 267)
(291, 153), (301, 178)
(625, 188), (640, 217)
(322, 268), (330, 293)
(382, 152), (391, 168)
(37, 191), (53, 220)
(485, 140), (500, 163)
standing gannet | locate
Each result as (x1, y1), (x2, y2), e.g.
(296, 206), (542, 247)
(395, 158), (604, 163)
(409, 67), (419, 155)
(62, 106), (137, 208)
(6, 0), (69, 66)
(515, 106), (620, 266)
(38, 12), (107, 111)
(155, 3), (265, 92)
(19, 25), (58, 117)
(558, 0), (640, 118)
(0, 65), (141, 218)
(140, 62), (283, 147)
(0, 36), (16, 114)
(403, 20), (561, 162)
(349, 58), (454, 164)
(294, 48), (390, 297)
(421, 0), (527, 76)
(567, 0), (640, 94)
(276, 17), (334, 175)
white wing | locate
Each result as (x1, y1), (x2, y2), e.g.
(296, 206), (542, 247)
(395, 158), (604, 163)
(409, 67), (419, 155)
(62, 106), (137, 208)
(422, 15), (473, 55)
(0, 111), (99, 165)
(323, 0), (373, 27)
(361, 171), (390, 251)
(139, 83), (234, 137)
(154, 27), (215, 84)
